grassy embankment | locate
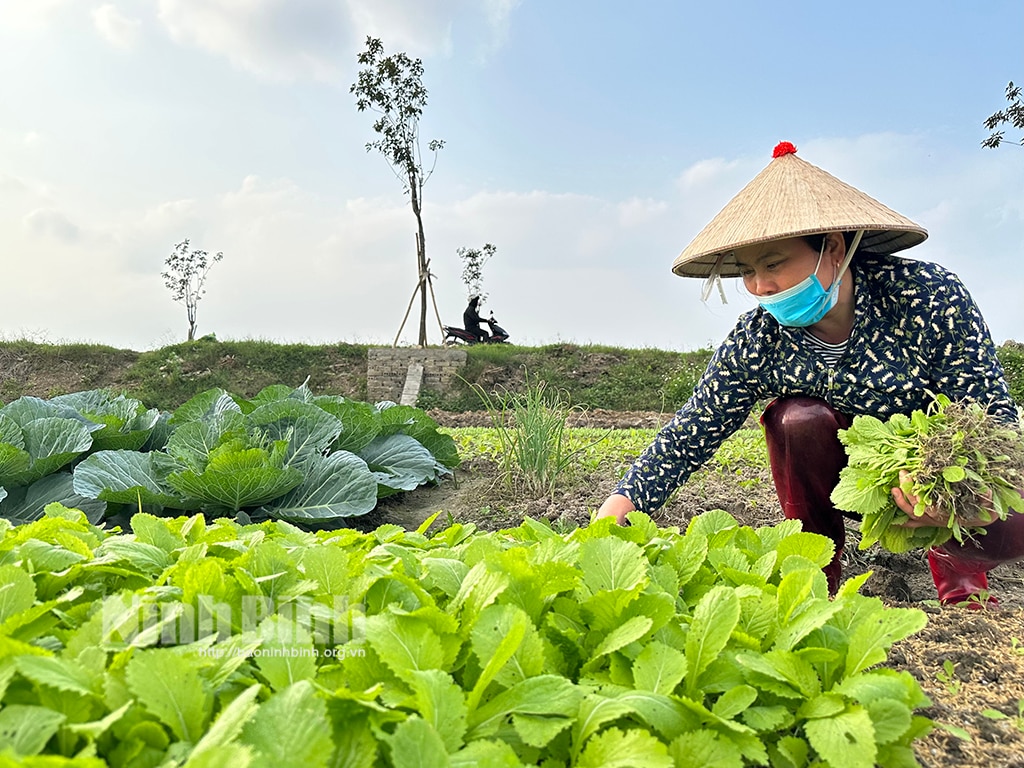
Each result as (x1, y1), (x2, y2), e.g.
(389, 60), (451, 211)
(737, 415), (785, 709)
(2, 336), (1022, 413)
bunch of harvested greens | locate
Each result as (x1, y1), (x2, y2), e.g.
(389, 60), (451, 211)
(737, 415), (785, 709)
(830, 393), (1024, 553)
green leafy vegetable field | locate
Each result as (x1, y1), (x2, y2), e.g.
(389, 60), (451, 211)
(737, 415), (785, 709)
(0, 504), (934, 766)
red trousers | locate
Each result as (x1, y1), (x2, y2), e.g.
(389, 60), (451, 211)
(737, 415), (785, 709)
(760, 397), (1024, 603)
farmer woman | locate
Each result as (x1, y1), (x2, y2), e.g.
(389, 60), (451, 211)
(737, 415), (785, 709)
(596, 141), (1024, 607)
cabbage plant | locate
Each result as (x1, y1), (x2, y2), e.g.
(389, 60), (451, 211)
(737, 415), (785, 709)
(70, 383), (458, 525)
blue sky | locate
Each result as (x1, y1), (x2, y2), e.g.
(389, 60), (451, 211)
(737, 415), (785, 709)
(1, 1), (1021, 353)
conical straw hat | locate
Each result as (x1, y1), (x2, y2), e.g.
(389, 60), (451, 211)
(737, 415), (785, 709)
(672, 142), (928, 278)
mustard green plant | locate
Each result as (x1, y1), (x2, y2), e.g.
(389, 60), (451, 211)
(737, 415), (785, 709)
(982, 699), (1024, 733)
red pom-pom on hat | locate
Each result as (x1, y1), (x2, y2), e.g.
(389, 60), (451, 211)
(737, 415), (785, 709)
(772, 141), (797, 158)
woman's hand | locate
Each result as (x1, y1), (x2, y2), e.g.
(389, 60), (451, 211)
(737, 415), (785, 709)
(594, 493), (635, 525)
(891, 470), (996, 529)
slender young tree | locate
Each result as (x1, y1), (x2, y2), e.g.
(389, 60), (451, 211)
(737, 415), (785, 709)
(982, 80), (1023, 149)
(162, 239), (223, 341)
(457, 243), (497, 302)
(351, 36), (445, 347)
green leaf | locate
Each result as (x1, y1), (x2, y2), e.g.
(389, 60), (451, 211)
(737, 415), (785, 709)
(742, 705), (794, 732)
(168, 454), (304, 511)
(0, 412), (26, 446)
(466, 675), (581, 740)
(421, 557), (471, 598)
(125, 648), (211, 743)
(577, 726), (673, 768)
(465, 603), (528, 713)
(254, 616), (317, 692)
(386, 716), (451, 768)
(1, 472), (106, 524)
(835, 668), (931, 710)
(772, 595), (842, 653)
(322, 400), (380, 454)
(3, 416), (95, 486)
(767, 735), (810, 768)
(685, 586), (739, 695)
(798, 693), (846, 719)
(572, 694), (641, 756)
(365, 612), (445, 683)
(588, 615), (653, 669)
(131, 512), (187, 552)
(750, 649), (821, 699)
(0, 441), (31, 482)
(259, 451), (378, 522)
(941, 465), (967, 482)
(512, 713), (572, 748)
(72, 450), (193, 509)
(0, 564), (36, 622)
(376, 403), (460, 468)
(470, 603), (542, 688)
(660, 532), (709, 587)
(668, 730), (744, 768)
(803, 707), (877, 768)
(608, 690), (699, 740)
(579, 537), (647, 595)
(845, 606), (927, 677)
(631, 640), (687, 695)
(15, 654), (97, 697)
(449, 560), (510, 629)
(241, 681), (334, 768)
(169, 388), (243, 427)
(65, 700), (133, 742)
(867, 698), (913, 744)
(0, 703), (66, 757)
(96, 537), (174, 576)
(712, 684), (758, 720)
(51, 389), (161, 451)
(300, 543), (355, 596)
(408, 669), (468, 753)
(187, 684), (262, 764)
(361, 434), (446, 492)
(449, 739), (521, 767)
(246, 399), (342, 470)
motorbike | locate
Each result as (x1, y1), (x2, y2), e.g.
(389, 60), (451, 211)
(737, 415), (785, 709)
(443, 314), (510, 346)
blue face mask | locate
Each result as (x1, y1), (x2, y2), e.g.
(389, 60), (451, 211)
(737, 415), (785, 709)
(757, 241), (841, 328)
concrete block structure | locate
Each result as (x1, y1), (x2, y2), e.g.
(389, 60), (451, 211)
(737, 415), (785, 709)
(366, 347), (467, 405)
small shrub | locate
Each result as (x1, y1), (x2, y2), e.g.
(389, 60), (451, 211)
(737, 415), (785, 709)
(998, 341), (1024, 406)
(471, 371), (605, 496)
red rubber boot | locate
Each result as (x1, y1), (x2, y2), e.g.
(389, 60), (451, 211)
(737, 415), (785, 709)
(926, 549), (997, 610)
(926, 506), (1024, 608)
(761, 397), (853, 596)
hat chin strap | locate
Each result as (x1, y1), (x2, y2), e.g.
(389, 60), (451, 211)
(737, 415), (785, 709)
(701, 253), (728, 304)
(832, 230), (864, 289)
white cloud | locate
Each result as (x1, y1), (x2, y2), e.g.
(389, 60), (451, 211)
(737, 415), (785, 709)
(153, 0), (521, 82)
(157, 0), (351, 82)
(346, 0), (519, 59)
(0, 1), (76, 29)
(617, 197), (669, 228)
(677, 157), (742, 190)
(92, 4), (142, 50)
(23, 208), (81, 243)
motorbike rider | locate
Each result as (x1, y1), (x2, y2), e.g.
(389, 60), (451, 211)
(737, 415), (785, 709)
(463, 296), (487, 342)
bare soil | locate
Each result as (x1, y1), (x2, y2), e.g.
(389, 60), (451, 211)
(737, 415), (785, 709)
(367, 409), (1024, 768)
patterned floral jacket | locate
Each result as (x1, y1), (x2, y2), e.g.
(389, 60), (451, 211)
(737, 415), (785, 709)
(616, 253), (1016, 512)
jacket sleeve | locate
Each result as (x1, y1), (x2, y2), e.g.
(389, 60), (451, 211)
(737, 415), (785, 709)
(614, 324), (761, 512)
(927, 271), (1017, 423)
